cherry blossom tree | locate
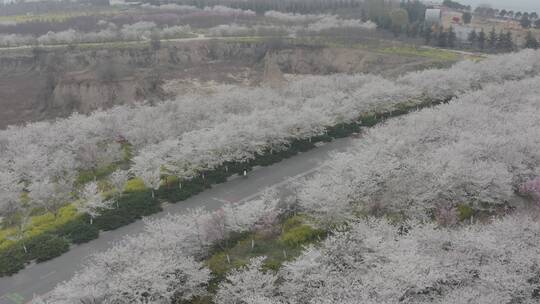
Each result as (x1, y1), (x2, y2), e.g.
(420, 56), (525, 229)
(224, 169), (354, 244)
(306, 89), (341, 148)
(9, 198), (35, 253)
(76, 141), (122, 173)
(300, 76), (540, 220)
(77, 181), (114, 224)
(276, 216), (540, 304)
(520, 177), (540, 204)
(215, 257), (278, 304)
(28, 177), (74, 218)
(41, 244), (210, 304)
(109, 169), (130, 193)
(131, 150), (163, 198)
(109, 169), (130, 208)
(0, 171), (23, 226)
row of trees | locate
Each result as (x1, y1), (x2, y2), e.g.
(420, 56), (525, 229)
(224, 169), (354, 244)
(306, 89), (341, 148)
(0, 4), (247, 36)
(299, 75), (540, 224)
(0, 21), (192, 47)
(419, 26), (537, 53)
(525, 31), (540, 49)
(135, 0), (365, 14)
(472, 4), (539, 29)
(475, 5), (538, 21)
(467, 29), (540, 52)
(0, 4), (257, 37)
(466, 28), (515, 52)
(442, 0), (470, 11)
(0, 7), (380, 48)
(206, 14), (376, 37)
(216, 215), (540, 304)
(423, 26), (458, 48)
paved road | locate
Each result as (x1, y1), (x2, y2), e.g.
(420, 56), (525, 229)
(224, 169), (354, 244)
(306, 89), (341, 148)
(0, 34), (271, 51)
(0, 137), (354, 304)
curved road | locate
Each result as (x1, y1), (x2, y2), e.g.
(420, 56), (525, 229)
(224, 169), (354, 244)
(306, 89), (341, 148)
(0, 137), (354, 304)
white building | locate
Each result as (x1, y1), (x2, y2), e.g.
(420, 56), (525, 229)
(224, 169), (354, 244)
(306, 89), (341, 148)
(425, 8), (442, 24)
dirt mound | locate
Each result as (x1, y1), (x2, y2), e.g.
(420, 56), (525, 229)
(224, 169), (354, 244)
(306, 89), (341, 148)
(262, 52), (286, 88)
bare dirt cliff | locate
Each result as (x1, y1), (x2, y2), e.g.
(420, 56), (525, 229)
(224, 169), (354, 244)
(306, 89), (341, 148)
(0, 39), (453, 129)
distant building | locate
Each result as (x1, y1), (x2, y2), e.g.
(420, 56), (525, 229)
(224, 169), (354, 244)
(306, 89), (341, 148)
(422, 1), (442, 8)
(425, 8), (442, 24)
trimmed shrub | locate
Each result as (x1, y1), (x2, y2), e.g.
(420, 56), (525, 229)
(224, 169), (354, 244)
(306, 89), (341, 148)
(360, 114), (380, 127)
(0, 246), (26, 276)
(327, 122), (358, 138)
(291, 139), (316, 152)
(95, 191), (161, 230)
(311, 134), (333, 143)
(281, 224), (324, 247)
(457, 204), (475, 221)
(57, 218), (99, 244)
(204, 168), (228, 184)
(282, 215), (305, 231)
(94, 214), (133, 231)
(26, 235), (70, 262)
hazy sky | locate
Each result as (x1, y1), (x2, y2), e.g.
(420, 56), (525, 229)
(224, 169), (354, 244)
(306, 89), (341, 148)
(448, 0), (540, 12)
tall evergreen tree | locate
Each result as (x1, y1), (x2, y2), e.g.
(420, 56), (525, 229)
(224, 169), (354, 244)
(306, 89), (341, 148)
(478, 29), (486, 50)
(437, 27), (448, 47)
(467, 29), (477, 47)
(462, 12), (472, 24)
(447, 26), (457, 48)
(488, 27), (498, 50)
(524, 31), (539, 49)
(502, 31), (514, 51)
(423, 25), (432, 45)
(521, 15), (532, 28)
(496, 30), (505, 50)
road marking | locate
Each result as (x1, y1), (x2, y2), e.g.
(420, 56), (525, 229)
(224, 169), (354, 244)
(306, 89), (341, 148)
(40, 271), (57, 280)
(212, 197), (232, 204)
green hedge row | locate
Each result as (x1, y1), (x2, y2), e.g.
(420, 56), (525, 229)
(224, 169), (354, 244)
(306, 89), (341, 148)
(0, 98), (448, 277)
(0, 234), (70, 276)
(0, 190), (161, 276)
